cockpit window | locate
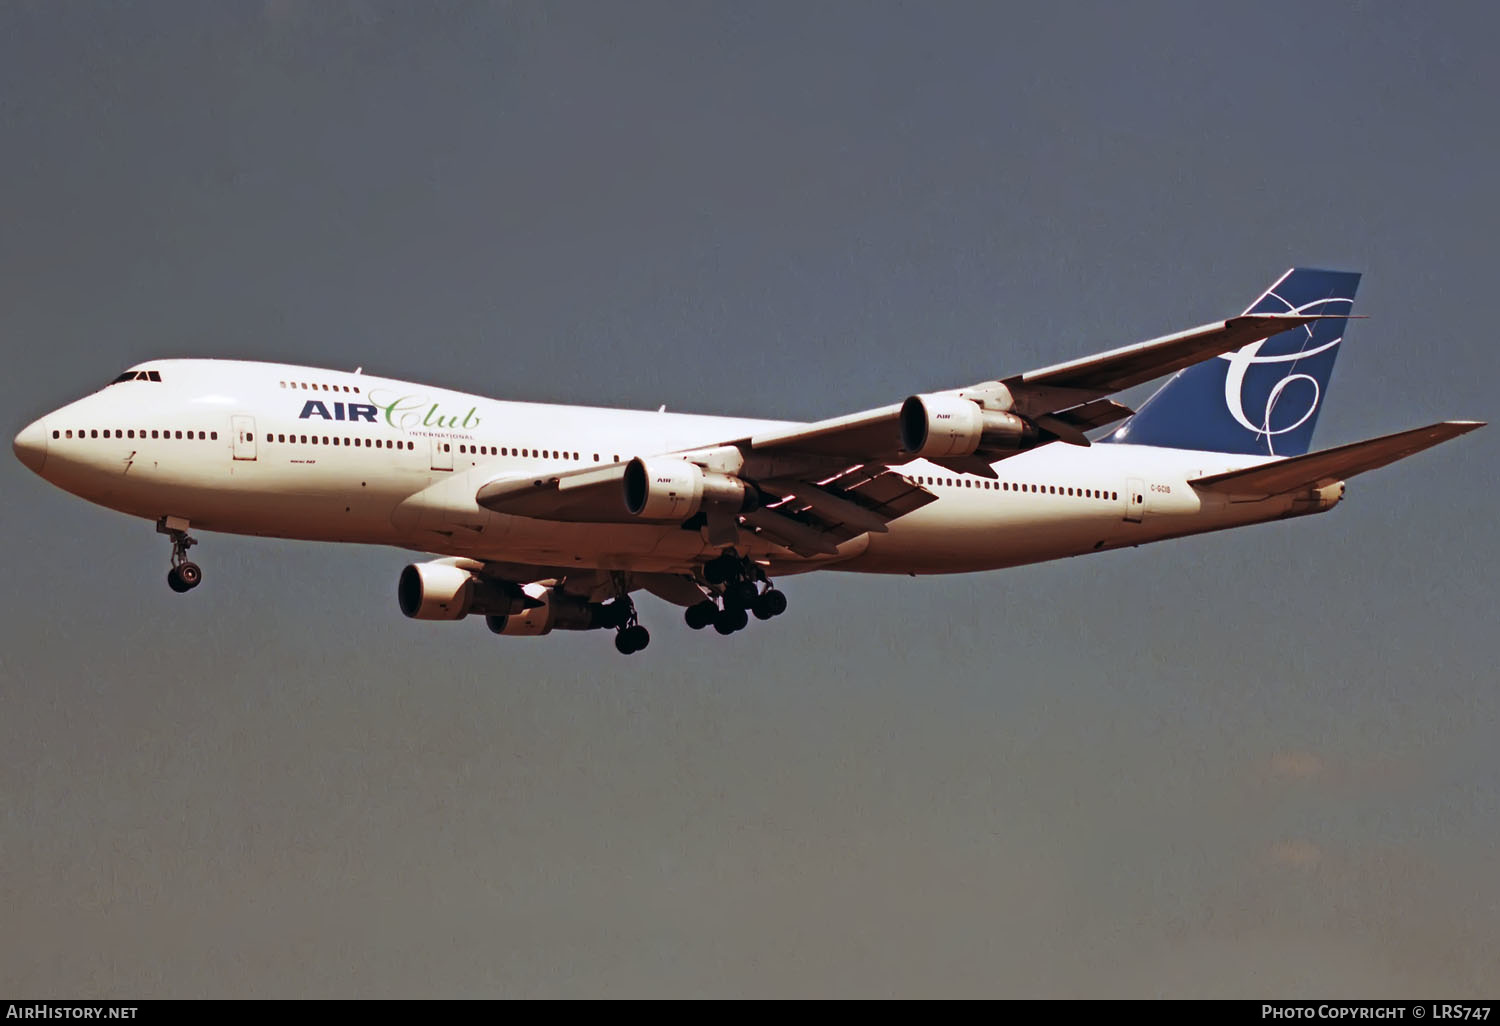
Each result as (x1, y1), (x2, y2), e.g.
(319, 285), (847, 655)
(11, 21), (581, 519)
(107, 370), (163, 385)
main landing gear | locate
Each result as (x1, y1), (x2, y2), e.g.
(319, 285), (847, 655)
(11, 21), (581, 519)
(157, 516), (202, 593)
(684, 552), (788, 637)
(599, 587), (650, 655)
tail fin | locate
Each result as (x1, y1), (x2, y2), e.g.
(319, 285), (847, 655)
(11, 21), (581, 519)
(1103, 268), (1361, 456)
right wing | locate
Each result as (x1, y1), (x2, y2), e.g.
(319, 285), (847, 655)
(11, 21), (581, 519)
(1190, 421), (1485, 498)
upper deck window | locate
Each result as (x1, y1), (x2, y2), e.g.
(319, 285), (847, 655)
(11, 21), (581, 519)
(108, 370), (163, 385)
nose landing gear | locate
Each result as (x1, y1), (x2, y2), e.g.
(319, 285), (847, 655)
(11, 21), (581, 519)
(157, 516), (202, 593)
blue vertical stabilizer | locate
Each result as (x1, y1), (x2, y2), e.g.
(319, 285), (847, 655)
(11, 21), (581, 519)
(1103, 268), (1361, 456)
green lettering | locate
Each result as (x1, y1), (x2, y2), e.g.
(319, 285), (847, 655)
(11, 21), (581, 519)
(376, 393), (424, 429)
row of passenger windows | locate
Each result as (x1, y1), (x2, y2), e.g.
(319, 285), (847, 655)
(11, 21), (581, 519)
(54, 428), (216, 440)
(919, 475), (1118, 501)
(108, 370), (163, 385)
(280, 380), (360, 393)
(265, 434), (413, 449)
(448, 444), (617, 461)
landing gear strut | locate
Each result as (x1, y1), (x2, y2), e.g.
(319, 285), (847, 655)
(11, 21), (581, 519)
(604, 580), (650, 655)
(691, 551), (787, 636)
(157, 516), (202, 593)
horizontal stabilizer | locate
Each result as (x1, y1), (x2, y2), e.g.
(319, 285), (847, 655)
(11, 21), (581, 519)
(1190, 421), (1484, 497)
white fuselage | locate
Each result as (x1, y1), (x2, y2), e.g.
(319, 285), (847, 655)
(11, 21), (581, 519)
(17, 359), (1336, 578)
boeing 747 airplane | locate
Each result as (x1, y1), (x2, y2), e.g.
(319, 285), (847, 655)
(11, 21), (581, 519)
(11, 269), (1482, 654)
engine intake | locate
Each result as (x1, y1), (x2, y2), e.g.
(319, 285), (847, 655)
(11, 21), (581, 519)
(622, 457), (756, 521)
(899, 394), (1038, 458)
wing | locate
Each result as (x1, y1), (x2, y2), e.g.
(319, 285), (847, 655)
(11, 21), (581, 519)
(476, 312), (1333, 559)
(1190, 421), (1485, 498)
(744, 313), (1329, 460)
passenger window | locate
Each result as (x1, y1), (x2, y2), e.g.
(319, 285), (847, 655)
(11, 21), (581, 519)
(593, 453), (600, 462)
(211, 432), (218, 440)
(443, 443), (450, 452)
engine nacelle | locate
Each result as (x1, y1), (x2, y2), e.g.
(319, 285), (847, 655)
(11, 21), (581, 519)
(899, 394), (1038, 458)
(397, 562), (530, 621)
(622, 457), (755, 521)
(485, 586), (608, 636)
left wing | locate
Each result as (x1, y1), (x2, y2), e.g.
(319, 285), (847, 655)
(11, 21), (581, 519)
(477, 312), (1333, 558)
(743, 312), (1330, 461)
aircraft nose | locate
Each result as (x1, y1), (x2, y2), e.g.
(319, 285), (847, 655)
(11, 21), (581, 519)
(13, 417), (48, 474)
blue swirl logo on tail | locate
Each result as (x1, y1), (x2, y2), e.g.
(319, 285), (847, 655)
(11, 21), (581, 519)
(1105, 268), (1361, 457)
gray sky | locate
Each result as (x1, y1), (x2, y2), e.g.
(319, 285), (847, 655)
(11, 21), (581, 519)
(2, 1), (1496, 998)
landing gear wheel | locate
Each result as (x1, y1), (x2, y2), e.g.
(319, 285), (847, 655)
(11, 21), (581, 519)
(713, 606), (749, 635)
(167, 562), (202, 593)
(727, 581), (758, 610)
(615, 624), (651, 654)
(598, 600), (631, 630)
(158, 518), (202, 594)
(762, 588), (787, 617)
(685, 601), (718, 630)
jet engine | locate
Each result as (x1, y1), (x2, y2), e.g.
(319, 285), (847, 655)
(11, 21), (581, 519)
(622, 457), (757, 521)
(396, 561), (531, 621)
(899, 394), (1039, 458)
(484, 585), (612, 636)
